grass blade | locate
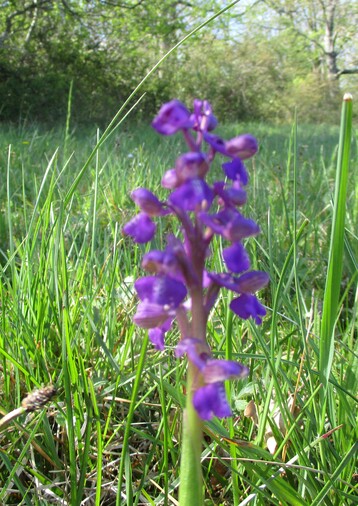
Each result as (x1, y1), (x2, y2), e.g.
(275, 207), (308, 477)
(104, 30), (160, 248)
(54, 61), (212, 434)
(319, 94), (353, 410)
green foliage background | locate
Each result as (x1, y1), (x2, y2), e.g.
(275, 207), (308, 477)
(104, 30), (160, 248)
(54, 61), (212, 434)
(1, 0), (357, 125)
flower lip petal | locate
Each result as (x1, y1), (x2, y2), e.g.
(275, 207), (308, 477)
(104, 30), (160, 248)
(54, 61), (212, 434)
(213, 181), (247, 207)
(148, 318), (173, 350)
(152, 99), (195, 135)
(227, 215), (260, 242)
(123, 212), (156, 243)
(223, 242), (251, 273)
(148, 328), (165, 350)
(193, 383), (232, 420)
(222, 158), (249, 185)
(230, 294), (266, 324)
(135, 275), (187, 307)
(169, 178), (214, 211)
(224, 186), (247, 207)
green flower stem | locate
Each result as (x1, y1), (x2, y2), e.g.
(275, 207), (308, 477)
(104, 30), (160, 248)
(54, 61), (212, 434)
(191, 289), (207, 340)
(179, 286), (206, 505)
(179, 360), (204, 506)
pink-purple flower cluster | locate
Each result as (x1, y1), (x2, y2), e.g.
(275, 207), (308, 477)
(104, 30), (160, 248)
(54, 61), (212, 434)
(123, 99), (268, 420)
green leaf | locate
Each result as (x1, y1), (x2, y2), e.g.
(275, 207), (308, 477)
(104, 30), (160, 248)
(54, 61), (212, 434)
(319, 94), (353, 397)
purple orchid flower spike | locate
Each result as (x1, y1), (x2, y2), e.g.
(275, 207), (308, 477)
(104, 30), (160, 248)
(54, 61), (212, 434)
(123, 98), (268, 425)
(123, 98), (268, 504)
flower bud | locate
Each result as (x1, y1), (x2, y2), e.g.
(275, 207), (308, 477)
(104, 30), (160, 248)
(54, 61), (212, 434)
(225, 134), (258, 159)
(131, 188), (165, 216)
(175, 152), (209, 181)
(152, 99), (194, 135)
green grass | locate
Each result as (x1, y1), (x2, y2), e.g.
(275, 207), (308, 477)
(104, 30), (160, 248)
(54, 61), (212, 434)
(0, 110), (357, 505)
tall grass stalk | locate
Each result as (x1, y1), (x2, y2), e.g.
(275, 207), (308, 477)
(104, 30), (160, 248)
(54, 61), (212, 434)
(63, 79), (74, 161)
(319, 94), (353, 427)
(116, 334), (149, 505)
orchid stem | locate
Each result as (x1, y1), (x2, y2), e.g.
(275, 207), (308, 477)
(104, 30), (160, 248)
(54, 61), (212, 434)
(179, 360), (204, 506)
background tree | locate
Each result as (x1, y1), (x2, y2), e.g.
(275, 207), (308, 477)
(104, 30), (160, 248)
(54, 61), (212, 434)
(263, 0), (357, 76)
(0, 0), (356, 124)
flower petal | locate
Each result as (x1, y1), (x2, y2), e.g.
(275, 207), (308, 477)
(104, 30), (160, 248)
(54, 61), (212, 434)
(202, 359), (249, 383)
(142, 249), (179, 275)
(152, 100), (194, 135)
(131, 188), (166, 216)
(148, 319), (173, 350)
(230, 294), (266, 324)
(208, 272), (239, 292)
(148, 328), (165, 350)
(162, 169), (180, 189)
(223, 243), (251, 273)
(213, 181), (247, 207)
(191, 99), (218, 132)
(222, 158), (249, 185)
(203, 132), (228, 155)
(193, 383), (232, 420)
(199, 209), (260, 242)
(169, 178), (213, 211)
(175, 152), (209, 182)
(133, 302), (173, 328)
(236, 271), (269, 293)
(123, 213), (156, 243)
(225, 134), (258, 159)
(134, 275), (187, 307)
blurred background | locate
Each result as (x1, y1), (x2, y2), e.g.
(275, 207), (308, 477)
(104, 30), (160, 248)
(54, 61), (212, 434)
(1, 0), (357, 126)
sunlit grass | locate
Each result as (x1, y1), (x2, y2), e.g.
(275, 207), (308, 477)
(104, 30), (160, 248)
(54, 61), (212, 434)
(0, 110), (357, 505)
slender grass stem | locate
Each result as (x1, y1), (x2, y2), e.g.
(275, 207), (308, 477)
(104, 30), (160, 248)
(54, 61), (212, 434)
(319, 94), (353, 428)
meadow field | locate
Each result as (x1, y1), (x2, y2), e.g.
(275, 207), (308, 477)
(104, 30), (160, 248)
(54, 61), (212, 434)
(0, 114), (357, 505)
